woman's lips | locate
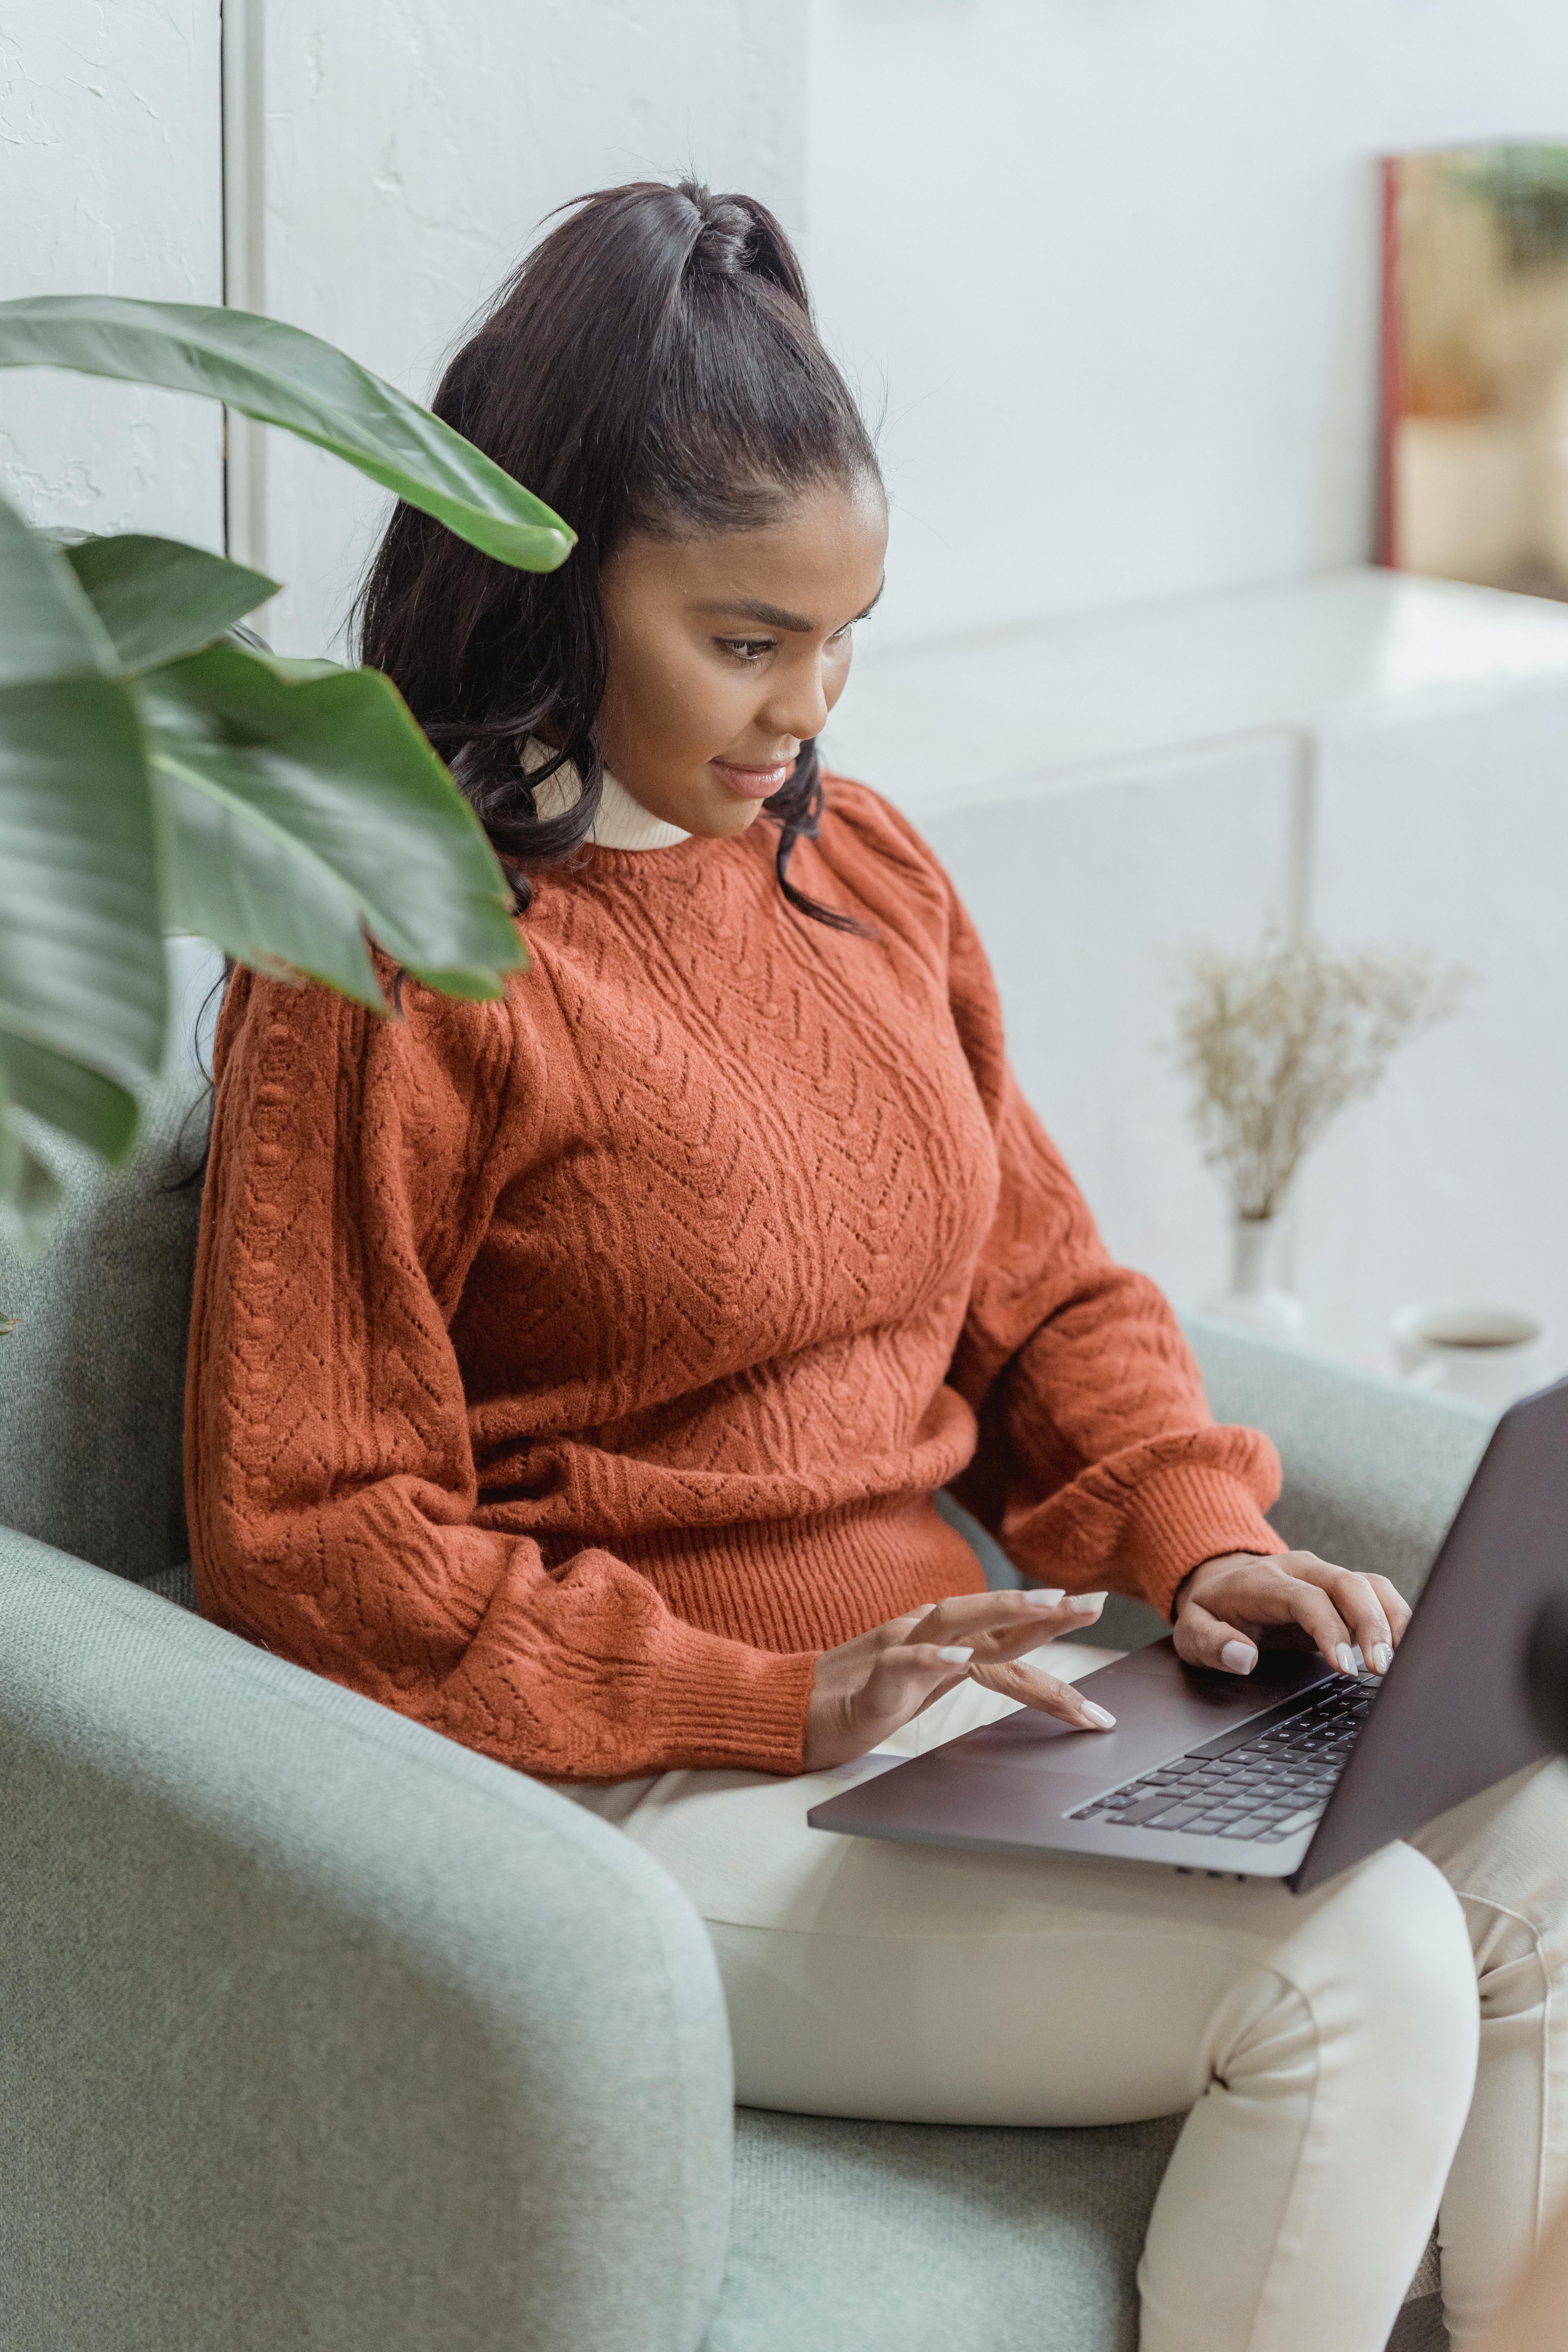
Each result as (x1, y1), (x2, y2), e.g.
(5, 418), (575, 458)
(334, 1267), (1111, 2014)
(711, 757), (795, 801)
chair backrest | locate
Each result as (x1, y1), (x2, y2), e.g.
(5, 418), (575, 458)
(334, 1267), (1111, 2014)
(0, 1068), (209, 1582)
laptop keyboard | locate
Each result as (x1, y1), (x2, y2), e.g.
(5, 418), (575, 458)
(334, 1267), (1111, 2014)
(1067, 1673), (1380, 1845)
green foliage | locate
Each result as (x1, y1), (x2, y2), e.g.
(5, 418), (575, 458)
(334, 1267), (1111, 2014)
(0, 297), (575, 570)
(63, 535), (279, 672)
(1443, 145), (1568, 271)
(143, 642), (519, 1007)
(0, 294), (573, 1252)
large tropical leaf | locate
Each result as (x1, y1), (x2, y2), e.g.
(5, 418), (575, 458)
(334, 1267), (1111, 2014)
(0, 297), (576, 572)
(0, 489), (167, 1101)
(0, 481), (117, 686)
(0, 1100), (62, 1258)
(64, 534), (278, 672)
(138, 642), (525, 1006)
(0, 1033), (139, 1160)
(0, 675), (167, 1084)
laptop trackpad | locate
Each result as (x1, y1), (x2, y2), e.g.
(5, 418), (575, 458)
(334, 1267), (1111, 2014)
(936, 1642), (1330, 1778)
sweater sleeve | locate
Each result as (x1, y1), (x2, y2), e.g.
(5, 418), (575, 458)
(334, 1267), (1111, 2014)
(185, 967), (816, 1782)
(938, 891), (1284, 1619)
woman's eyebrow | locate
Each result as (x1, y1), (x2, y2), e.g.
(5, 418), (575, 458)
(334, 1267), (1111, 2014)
(695, 579), (886, 632)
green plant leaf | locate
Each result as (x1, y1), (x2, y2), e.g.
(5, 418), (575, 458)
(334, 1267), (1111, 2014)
(0, 674), (167, 1083)
(0, 1102), (64, 1257)
(64, 534), (279, 672)
(0, 483), (117, 685)
(0, 296), (576, 572)
(138, 641), (525, 1005)
(0, 1033), (140, 1160)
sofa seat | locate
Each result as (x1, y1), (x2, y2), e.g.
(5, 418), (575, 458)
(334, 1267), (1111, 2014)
(711, 2108), (1182, 2351)
(711, 2110), (1447, 2352)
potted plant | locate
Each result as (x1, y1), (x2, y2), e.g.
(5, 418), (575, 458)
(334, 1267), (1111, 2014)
(1174, 929), (1468, 1336)
(0, 294), (573, 1259)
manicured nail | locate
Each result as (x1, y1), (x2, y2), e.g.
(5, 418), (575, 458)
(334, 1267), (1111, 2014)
(936, 1646), (974, 1666)
(1081, 1701), (1116, 1728)
(1220, 1640), (1257, 1674)
(1372, 1644), (1393, 1675)
(1336, 1645), (1356, 1676)
(1025, 1587), (1065, 1606)
(1067, 1591), (1106, 1615)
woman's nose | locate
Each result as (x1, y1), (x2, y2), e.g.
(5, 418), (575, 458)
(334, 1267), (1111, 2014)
(763, 657), (832, 746)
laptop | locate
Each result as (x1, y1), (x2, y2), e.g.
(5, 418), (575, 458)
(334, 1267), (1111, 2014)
(808, 1376), (1568, 1894)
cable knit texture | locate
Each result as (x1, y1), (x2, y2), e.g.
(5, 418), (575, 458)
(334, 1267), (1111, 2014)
(186, 776), (1283, 1782)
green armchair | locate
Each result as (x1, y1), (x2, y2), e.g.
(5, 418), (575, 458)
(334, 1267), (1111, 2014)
(0, 1069), (1486, 2350)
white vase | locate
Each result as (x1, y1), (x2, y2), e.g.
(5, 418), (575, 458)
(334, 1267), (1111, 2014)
(1203, 1213), (1306, 1341)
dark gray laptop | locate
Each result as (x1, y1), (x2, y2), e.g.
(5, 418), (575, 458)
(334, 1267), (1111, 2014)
(808, 1377), (1568, 1893)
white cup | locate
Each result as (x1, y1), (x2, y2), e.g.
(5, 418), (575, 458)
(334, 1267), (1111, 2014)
(1391, 1301), (1548, 1410)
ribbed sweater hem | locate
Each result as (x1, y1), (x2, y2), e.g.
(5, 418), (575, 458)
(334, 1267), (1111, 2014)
(606, 1495), (988, 1653)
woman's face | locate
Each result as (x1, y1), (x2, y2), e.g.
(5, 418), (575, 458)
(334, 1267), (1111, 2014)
(594, 475), (888, 838)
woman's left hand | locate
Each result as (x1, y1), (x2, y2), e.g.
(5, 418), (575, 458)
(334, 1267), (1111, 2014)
(1172, 1549), (1411, 1680)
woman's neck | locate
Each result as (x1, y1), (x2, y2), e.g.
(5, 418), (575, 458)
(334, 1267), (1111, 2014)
(523, 741), (690, 852)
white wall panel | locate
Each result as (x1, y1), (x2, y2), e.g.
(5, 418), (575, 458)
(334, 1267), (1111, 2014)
(921, 739), (1299, 1310)
(806, 0), (1568, 654)
(1295, 686), (1568, 1378)
(0, 0), (223, 548)
(253, 0), (809, 655)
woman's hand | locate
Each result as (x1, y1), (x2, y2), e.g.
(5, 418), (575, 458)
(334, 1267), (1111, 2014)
(804, 1588), (1116, 1771)
(1172, 1549), (1411, 1681)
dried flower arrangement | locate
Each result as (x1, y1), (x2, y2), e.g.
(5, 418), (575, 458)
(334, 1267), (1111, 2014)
(1175, 932), (1470, 1222)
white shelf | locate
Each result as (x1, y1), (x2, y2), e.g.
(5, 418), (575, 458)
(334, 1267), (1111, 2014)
(824, 566), (1568, 819)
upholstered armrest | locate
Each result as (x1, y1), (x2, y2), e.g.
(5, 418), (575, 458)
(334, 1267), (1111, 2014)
(0, 1528), (732, 2352)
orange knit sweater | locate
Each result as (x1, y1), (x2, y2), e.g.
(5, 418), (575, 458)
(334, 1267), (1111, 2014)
(186, 776), (1282, 1782)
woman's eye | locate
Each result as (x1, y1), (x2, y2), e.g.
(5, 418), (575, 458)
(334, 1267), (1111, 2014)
(717, 638), (777, 664)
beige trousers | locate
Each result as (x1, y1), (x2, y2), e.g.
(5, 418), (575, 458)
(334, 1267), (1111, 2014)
(564, 1650), (1568, 2352)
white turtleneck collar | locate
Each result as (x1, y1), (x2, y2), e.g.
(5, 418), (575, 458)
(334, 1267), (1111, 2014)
(523, 739), (690, 853)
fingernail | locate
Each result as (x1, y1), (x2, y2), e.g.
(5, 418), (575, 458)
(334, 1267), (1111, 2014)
(1220, 1640), (1257, 1674)
(1025, 1588), (1065, 1606)
(1336, 1645), (1356, 1676)
(1066, 1591), (1105, 1615)
(1081, 1701), (1117, 1728)
(936, 1646), (974, 1666)
(1372, 1643), (1394, 1675)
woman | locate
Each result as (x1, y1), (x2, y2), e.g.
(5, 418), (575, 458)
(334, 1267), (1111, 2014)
(187, 180), (1568, 2351)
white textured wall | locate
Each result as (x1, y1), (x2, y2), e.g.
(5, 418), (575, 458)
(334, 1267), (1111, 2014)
(255, 0), (809, 654)
(5, 0), (1565, 1385)
(806, 0), (1568, 654)
(0, 0), (223, 548)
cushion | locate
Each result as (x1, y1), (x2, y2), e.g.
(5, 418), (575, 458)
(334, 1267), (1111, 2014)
(708, 2107), (1183, 2352)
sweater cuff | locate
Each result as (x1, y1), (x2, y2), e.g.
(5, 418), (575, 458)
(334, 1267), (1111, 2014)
(1118, 1465), (1281, 1623)
(618, 1628), (819, 1780)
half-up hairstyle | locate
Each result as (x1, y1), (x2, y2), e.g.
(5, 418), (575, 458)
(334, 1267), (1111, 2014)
(355, 178), (882, 930)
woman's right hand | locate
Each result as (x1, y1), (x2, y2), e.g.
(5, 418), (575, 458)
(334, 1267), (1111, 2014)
(803, 1588), (1117, 1772)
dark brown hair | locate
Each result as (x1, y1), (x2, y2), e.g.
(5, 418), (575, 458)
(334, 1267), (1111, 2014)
(355, 178), (882, 929)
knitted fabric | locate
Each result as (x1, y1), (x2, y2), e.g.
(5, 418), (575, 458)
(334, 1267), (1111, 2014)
(185, 778), (1282, 1781)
